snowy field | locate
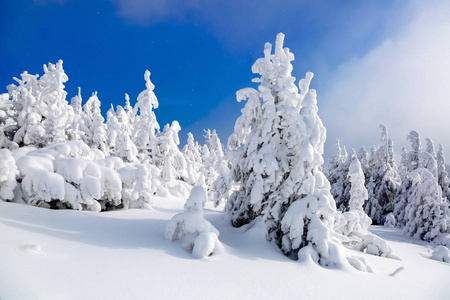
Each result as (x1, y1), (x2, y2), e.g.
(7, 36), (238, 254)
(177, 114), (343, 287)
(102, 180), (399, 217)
(1, 197), (449, 300)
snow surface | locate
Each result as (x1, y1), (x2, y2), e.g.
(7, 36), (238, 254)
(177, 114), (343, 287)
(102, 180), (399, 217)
(1, 198), (449, 300)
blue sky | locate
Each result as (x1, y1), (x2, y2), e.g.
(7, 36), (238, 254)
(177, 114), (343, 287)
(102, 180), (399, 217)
(1, 0), (450, 159)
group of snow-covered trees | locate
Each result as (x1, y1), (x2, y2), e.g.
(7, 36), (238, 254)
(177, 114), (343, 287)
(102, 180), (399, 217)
(1, 33), (449, 265)
(326, 126), (450, 247)
(0, 60), (226, 210)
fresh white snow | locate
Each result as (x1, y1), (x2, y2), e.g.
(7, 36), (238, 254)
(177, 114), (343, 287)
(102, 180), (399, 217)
(1, 197), (449, 300)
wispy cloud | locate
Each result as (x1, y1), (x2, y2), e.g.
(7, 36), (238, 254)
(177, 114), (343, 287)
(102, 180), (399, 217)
(320, 0), (450, 158)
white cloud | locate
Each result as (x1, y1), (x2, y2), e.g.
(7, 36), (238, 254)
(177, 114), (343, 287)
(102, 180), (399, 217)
(320, 0), (450, 160)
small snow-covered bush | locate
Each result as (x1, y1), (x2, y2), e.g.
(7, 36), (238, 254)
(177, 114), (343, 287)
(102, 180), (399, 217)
(165, 186), (222, 258)
(0, 149), (19, 201)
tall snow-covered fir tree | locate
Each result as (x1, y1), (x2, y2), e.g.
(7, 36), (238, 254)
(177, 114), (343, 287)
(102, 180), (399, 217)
(226, 33), (342, 265)
(83, 92), (108, 154)
(133, 70), (160, 163)
(437, 144), (450, 201)
(364, 125), (400, 225)
(7, 61), (75, 148)
(326, 141), (352, 212)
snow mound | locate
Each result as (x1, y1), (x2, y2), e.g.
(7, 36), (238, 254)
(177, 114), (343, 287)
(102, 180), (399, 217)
(431, 245), (450, 263)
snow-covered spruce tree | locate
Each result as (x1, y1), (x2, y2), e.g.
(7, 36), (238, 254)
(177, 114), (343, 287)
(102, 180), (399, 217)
(365, 125), (400, 225)
(133, 70), (160, 163)
(182, 132), (204, 187)
(68, 87), (87, 142)
(82, 92), (108, 154)
(394, 131), (440, 227)
(106, 105), (121, 156)
(202, 129), (226, 201)
(437, 144), (450, 201)
(155, 121), (189, 197)
(357, 145), (371, 185)
(227, 33), (344, 265)
(38, 60), (75, 144)
(334, 156), (394, 258)
(0, 93), (18, 149)
(401, 168), (450, 243)
(326, 141), (352, 212)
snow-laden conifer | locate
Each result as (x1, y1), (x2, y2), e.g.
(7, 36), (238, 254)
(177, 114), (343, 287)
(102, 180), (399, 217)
(182, 132), (204, 186)
(83, 92), (108, 154)
(227, 33), (344, 266)
(365, 125), (400, 225)
(326, 140), (351, 211)
(334, 156), (394, 258)
(133, 70), (160, 163)
(436, 144), (450, 201)
(394, 131), (443, 227)
(401, 168), (449, 242)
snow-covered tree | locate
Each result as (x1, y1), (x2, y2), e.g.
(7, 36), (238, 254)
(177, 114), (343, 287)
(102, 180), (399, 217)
(401, 168), (449, 242)
(0, 93), (18, 149)
(106, 105), (121, 156)
(326, 141), (352, 212)
(365, 125), (400, 225)
(82, 92), (108, 154)
(202, 129), (226, 200)
(394, 131), (441, 227)
(133, 70), (160, 163)
(334, 156), (394, 258)
(227, 33), (343, 265)
(182, 132), (204, 186)
(38, 60), (74, 144)
(437, 144), (450, 201)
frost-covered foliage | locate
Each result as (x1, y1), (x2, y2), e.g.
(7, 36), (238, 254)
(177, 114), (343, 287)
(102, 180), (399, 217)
(334, 156), (395, 258)
(326, 141), (351, 212)
(226, 33), (344, 266)
(365, 125), (400, 225)
(0, 149), (19, 201)
(165, 186), (222, 258)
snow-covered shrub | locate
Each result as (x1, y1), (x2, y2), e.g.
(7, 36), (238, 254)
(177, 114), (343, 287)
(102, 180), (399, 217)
(21, 168), (65, 208)
(384, 213), (396, 228)
(0, 149), (19, 201)
(118, 164), (159, 209)
(165, 186), (222, 258)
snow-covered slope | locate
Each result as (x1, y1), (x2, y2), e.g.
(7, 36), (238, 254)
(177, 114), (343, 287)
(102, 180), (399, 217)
(0, 197), (449, 300)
